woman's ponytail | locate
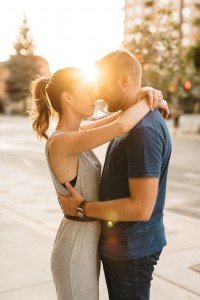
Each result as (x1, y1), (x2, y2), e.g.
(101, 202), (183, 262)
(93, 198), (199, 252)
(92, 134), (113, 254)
(29, 77), (52, 140)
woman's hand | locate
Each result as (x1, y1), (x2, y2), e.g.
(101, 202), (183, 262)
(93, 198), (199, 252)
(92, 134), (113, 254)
(137, 87), (163, 111)
(58, 183), (84, 216)
(157, 99), (170, 119)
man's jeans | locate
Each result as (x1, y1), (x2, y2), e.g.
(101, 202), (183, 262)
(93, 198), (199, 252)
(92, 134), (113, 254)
(101, 250), (162, 300)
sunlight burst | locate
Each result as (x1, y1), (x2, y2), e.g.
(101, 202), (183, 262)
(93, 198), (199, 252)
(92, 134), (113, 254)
(82, 64), (97, 82)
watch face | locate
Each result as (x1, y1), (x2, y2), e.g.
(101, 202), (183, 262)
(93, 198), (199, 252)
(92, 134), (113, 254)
(77, 209), (85, 219)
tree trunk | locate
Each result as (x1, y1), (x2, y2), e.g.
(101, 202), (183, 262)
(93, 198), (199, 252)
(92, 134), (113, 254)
(0, 98), (5, 113)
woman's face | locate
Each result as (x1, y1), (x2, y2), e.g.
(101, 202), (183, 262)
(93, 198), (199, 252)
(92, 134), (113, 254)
(70, 80), (98, 118)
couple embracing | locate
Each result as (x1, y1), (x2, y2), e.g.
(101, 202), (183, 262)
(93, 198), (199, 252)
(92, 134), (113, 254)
(30, 49), (171, 300)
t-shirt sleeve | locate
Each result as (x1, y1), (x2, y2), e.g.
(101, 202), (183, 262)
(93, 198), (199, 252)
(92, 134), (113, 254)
(125, 127), (163, 178)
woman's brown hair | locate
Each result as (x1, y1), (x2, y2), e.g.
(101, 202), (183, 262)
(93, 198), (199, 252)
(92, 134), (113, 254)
(29, 67), (83, 140)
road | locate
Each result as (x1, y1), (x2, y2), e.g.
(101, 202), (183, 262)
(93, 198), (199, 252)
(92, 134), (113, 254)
(0, 115), (200, 300)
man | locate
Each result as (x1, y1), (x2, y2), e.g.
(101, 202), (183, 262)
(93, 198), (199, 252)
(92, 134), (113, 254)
(59, 49), (171, 300)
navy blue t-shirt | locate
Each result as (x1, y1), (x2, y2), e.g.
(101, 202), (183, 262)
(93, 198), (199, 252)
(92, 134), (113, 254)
(99, 109), (172, 260)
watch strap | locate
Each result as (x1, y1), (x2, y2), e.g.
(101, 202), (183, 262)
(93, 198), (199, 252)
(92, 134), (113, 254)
(76, 200), (89, 219)
(79, 200), (89, 210)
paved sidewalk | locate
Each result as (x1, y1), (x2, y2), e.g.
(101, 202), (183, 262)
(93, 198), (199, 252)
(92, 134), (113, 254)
(0, 206), (200, 300)
(0, 154), (200, 300)
(0, 114), (200, 299)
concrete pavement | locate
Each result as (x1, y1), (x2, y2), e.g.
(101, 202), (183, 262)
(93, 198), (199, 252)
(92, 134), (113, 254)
(1, 206), (200, 300)
(1, 198), (200, 299)
(0, 115), (200, 299)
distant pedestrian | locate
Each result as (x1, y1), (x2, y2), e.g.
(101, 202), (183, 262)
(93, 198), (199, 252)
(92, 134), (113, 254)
(171, 105), (183, 135)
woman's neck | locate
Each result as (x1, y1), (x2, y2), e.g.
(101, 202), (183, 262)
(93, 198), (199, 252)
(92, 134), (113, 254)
(56, 113), (82, 132)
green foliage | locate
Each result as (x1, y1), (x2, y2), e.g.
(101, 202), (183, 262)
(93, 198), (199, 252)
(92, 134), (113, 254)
(124, 4), (194, 111)
(7, 54), (48, 103)
(6, 15), (49, 108)
(182, 2), (200, 114)
(188, 44), (200, 70)
(187, 4), (200, 71)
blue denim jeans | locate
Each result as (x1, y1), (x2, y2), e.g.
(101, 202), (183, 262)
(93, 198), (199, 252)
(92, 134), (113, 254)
(101, 250), (162, 300)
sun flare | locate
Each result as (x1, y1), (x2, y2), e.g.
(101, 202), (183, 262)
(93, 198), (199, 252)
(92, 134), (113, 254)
(82, 64), (97, 82)
(0, 0), (124, 72)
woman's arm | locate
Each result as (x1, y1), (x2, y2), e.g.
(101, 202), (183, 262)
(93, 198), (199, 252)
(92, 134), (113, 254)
(50, 98), (150, 155)
(80, 110), (122, 130)
(80, 87), (166, 131)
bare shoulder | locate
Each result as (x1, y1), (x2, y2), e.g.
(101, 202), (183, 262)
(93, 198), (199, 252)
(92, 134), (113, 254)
(48, 132), (72, 153)
(48, 134), (79, 182)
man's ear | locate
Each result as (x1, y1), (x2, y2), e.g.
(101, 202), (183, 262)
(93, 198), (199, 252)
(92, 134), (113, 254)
(62, 92), (72, 105)
(119, 73), (129, 88)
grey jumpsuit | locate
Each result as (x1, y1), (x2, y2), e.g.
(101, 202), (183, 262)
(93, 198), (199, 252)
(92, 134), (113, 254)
(45, 131), (101, 300)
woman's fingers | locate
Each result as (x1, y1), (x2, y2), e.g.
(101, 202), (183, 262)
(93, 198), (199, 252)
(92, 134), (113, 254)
(158, 91), (163, 106)
(158, 99), (170, 119)
(165, 108), (170, 119)
(146, 90), (154, 110)
(151, 90), (157, 110)
(137, 87), (164, 111)
(154, 90), (163, 109)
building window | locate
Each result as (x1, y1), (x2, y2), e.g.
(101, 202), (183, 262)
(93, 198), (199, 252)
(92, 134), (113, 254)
(127, 20), (136, 28)
(145, 0), (154, 7)
(126, 0), (134, 5)
(135, 6), (142, 16)
(126, 9), (135, 18)
(182, 7), (191, 21)
(144, 7), (154, 16)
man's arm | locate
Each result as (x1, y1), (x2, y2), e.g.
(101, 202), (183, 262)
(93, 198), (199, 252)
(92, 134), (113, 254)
(85, 177), (158, 221)
(59, 177), (159, 222)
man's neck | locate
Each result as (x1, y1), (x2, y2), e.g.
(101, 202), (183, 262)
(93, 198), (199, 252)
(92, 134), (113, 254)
(120, 88), (140, 111)
(121, 96), (138, 111)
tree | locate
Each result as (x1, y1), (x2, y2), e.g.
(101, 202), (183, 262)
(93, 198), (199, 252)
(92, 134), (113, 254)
(6, 15), (50, 112)
(187, 4), (200, 71)
(124, 4), (190, 108)
(185, 3), (200, 116)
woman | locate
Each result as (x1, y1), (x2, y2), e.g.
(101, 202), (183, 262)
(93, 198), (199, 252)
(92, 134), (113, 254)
(29, 67), (168, 300)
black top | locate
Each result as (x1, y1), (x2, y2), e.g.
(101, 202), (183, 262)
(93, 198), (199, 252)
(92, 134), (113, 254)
(62, 176), (77, 188)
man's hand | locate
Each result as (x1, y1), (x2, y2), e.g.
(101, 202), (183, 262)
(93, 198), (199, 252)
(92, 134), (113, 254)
(58, 183), (84, 216)
(137, 87), (163, 111)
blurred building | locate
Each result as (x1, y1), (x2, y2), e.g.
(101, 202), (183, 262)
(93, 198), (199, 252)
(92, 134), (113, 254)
(124, 0), (200, 46)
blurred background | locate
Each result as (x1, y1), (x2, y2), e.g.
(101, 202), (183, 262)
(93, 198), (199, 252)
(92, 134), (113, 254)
(0, 0), (200, 300)
(0, 0), (200, 118)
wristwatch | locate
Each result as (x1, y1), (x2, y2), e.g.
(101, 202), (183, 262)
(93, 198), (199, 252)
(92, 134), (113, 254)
(76, 200), (89, 219)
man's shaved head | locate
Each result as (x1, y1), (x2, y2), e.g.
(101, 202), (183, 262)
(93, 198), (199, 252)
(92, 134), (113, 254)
(95, 49), (142, 84)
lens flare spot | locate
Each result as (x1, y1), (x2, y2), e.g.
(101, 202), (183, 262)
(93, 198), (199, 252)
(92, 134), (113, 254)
(82, 65), (97, 82)
(107, 221), (114, 228)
